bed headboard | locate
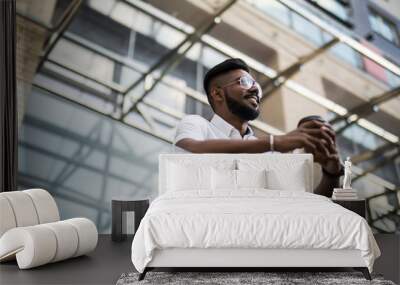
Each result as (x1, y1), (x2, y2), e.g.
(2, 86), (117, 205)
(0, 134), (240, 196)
(159, 153), (314, 195)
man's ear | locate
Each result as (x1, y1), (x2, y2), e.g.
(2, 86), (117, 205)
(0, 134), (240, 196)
(211, 87), (224, 104)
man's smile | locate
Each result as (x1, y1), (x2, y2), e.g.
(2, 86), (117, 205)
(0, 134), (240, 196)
(244, 93), (260, 107)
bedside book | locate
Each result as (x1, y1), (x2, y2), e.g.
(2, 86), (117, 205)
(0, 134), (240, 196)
(332, 195), (358, 200)
(332, 188), (358, 200)
(333, 189), (356, 193)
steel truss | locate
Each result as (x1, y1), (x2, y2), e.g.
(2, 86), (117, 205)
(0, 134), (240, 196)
(261, 38), (339, 99)
(329, 86), (400, 133)
(120, 0), (237, 120)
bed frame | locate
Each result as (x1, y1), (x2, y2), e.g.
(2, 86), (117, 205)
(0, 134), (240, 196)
(137, 154), (372, 281)
(138, 248), (371, 280)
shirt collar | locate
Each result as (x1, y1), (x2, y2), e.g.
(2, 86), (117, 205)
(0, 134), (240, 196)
(210, 114), (254, 138)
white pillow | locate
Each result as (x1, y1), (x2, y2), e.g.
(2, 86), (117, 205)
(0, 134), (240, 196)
(237, 158), (309, 192)
(266, 166), (307, 191)
(237, 169), (267, 189)
(212, 168), (236, 190)
(212, 169), (268, 191)
(167, 162), (212, 191)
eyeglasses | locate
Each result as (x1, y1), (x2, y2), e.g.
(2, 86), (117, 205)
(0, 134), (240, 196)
(220, 75), (262, 95)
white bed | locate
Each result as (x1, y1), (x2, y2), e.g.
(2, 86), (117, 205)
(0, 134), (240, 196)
(131, 154), (380, 280)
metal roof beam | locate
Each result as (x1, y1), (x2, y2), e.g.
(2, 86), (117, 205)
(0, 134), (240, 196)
(120, 0), (237, 120)
(351, 142), (399, 164)
(353, 149), (400, 182)
(36, 0), (83, 72)
(330, 86), (400, 134)
(261, 38), (339, 99)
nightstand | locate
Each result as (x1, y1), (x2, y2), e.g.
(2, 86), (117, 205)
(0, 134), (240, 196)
(332, 199), (366, 218)
(112, 199), (149, 242)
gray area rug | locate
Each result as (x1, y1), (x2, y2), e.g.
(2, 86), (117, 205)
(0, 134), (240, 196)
(116, 271), (396, 285)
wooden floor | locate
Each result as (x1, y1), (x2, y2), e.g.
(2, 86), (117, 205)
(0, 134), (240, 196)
(0, 234), (398, 285)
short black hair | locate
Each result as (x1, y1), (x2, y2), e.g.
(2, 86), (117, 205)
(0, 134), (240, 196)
(203, 58), (250, 107)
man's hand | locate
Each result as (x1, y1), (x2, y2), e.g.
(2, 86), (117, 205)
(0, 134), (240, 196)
(275, 119), (342, 175)
(275, 120), (334, 154)
(299, 120), (342, 175)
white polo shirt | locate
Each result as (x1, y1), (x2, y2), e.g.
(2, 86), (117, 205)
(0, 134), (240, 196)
(173, 114), (323, 189)
(174, 114), (257, 145)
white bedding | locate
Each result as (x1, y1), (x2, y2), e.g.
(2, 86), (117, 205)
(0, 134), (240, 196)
(131, 190), (380, 273)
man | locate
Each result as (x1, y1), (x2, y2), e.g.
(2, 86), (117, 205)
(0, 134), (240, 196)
(173, 58), (343, 197)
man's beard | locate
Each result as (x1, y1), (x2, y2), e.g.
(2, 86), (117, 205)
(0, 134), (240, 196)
(225, 92), (260, 121)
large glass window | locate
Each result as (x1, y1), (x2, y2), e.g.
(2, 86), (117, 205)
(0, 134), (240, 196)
(68, 5), (131, 57)
(309, 0), (351, 23)
(291, 12), (324, 45)
(19, 88), (171, 233)
(385, 69), (400, 88)
(247, 0), (292, 27)
(322, 32), (363, 69)
(369, 10), (399, 45)
(330, 42), (363, 69)
(246, 0), (369, 78)
(338, 124), (400, 185)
